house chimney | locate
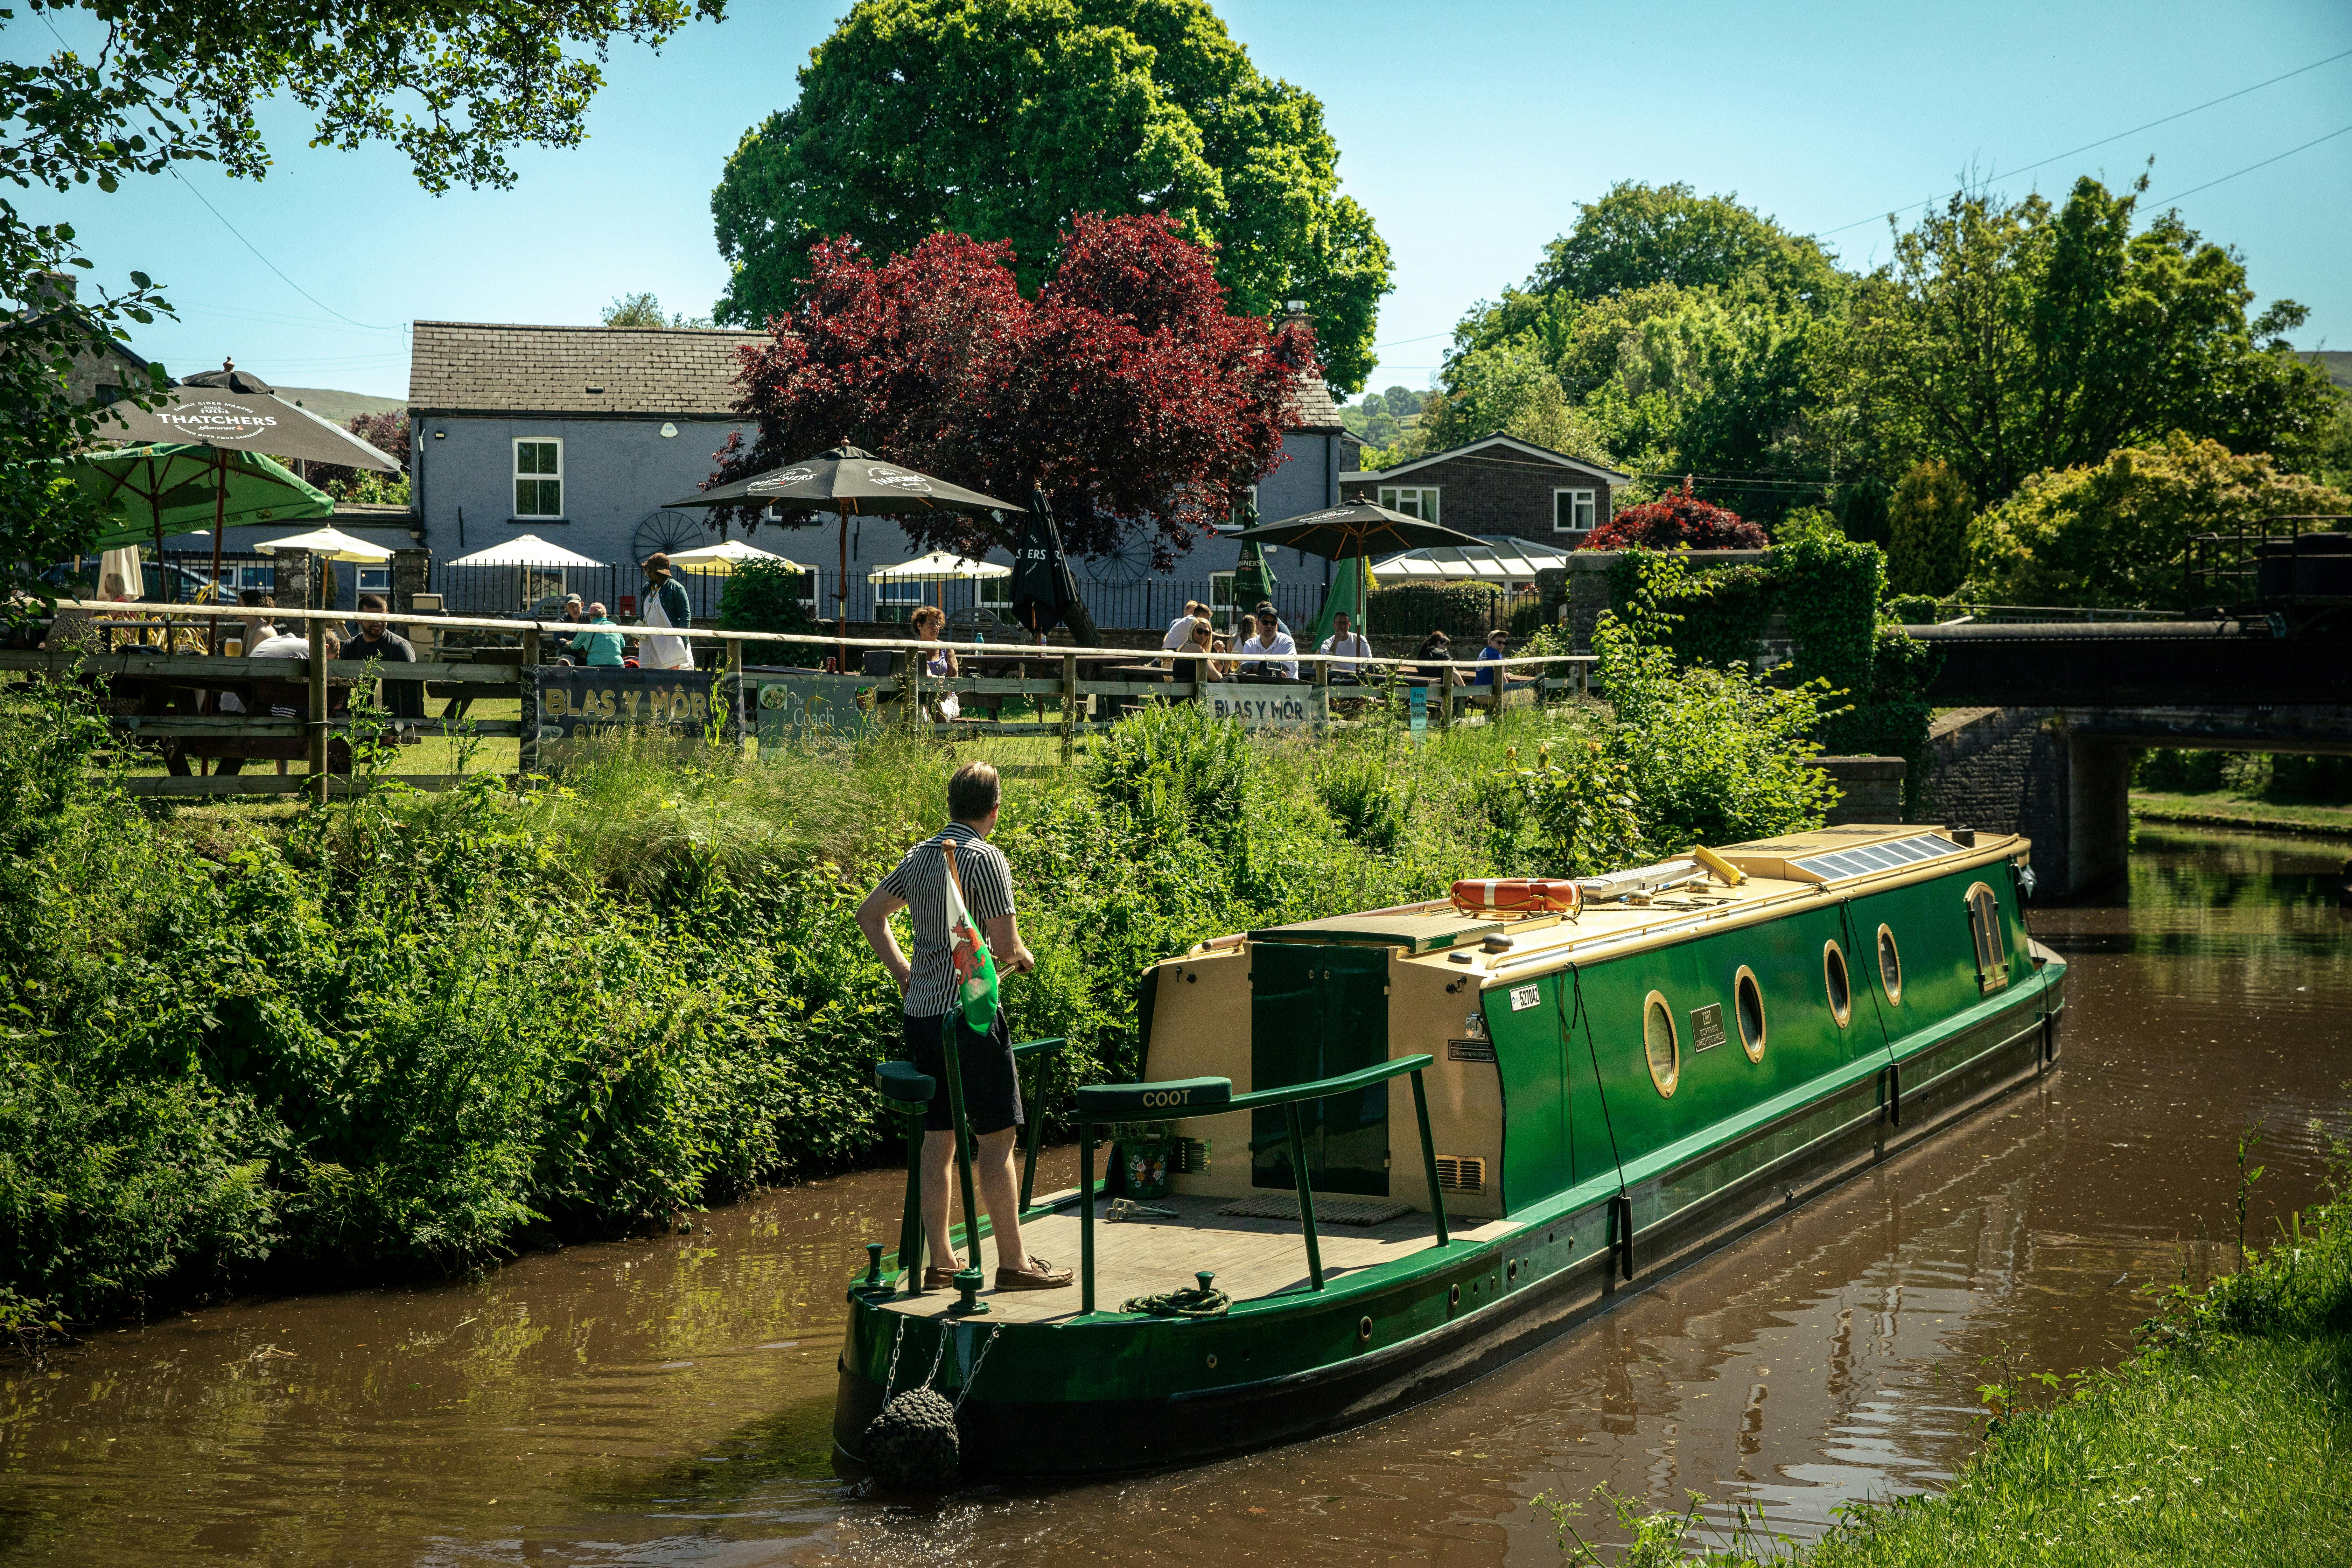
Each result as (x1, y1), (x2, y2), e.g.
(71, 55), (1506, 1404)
(21, 271), (78, 312)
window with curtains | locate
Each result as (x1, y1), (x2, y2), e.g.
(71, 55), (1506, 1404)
(1378, 485), (1438, 524)
(1553, 488), (1596, 533)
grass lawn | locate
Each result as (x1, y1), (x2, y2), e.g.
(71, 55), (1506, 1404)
(2130, 791), (2352, 841)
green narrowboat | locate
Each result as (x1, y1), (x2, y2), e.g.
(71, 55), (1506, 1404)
(833, 825), (2065, 1479)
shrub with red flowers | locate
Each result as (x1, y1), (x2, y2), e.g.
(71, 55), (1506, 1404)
(711, 213), (1313, 566)
(1582, 481), (1767, 550)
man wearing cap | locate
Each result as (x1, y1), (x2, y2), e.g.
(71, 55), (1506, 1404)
(639, 553), (693, 670)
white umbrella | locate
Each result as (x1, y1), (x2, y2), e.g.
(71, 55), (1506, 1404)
(447, 534), (605, 568)
(667, 538), (801, 575)
(866, 550), (1010, 584)
(253, 525), (396, 564)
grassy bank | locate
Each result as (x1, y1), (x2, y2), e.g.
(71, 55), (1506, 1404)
(1551, 1145), (2352, 1566)
(2131, 790), (2352, 842)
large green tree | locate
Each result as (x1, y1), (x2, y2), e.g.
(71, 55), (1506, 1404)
(1527, 179), (1843, 309)
(707, 0), (1391, 392)
(1837, 175), (2337, 505)
(2, 1), (723, 595)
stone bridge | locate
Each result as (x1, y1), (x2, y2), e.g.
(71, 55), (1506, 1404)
(1920, 705), (2352, 897)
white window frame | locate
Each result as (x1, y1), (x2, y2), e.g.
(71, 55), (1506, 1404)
(874, 579), (924, 623)
(978, 574), (1011, 608)
(797, 568), (820, 616)
(1209, 570), (1240, 632)
(512, 437), (565, 519)
(1378, 484), (1440, 525)
(1553, 487), (1597, 533)
(355, 566), (392, 595)
(1231, 484), (1259, 529)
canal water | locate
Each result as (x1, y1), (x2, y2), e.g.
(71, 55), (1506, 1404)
(4, 827), (2347, 1566)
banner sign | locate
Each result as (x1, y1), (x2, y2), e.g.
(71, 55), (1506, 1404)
(532, 667), (740, 769)
(1199, 682), (1327, 732)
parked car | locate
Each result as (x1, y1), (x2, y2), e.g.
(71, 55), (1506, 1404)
(40, 559), (218, 602)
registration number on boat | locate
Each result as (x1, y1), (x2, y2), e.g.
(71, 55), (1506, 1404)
(1508, 984), (1541, 1011)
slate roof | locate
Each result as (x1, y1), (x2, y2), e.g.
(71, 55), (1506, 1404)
(408, 321), (768, 418)
(1341, 432), (1632, 485)
(412, 317), (1348, 431)
(1287, 373), (1344, 431)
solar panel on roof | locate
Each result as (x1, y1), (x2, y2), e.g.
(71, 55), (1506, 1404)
(1791, 833), (1962, 882)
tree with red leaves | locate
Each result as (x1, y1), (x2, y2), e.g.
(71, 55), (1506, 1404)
(710, 212), (1313, 566)
(308, 411), (411, 500)
(1582, 481), (1766, 550)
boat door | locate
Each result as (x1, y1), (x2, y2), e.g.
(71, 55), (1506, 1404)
(1251, 942), (1391, 1196)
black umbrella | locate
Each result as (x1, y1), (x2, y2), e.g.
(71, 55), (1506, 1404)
(1229, 501), (1484, 561)
(666, 445), (1022, 668)
(96, 360), (403, 610)
(1008, 486), (1088, 642)
(1231, 502), (1486, 644)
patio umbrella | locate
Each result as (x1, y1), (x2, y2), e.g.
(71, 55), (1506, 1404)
(665, 538), (800, 575)
(1232, 501), (1484, 641)
(446, 534), (604, 568)
(665, 444), (1021, 668)
(95, 361), (401, 603)
(1233, 536), (1279, 623)
(864, 551), (1011, 583)
(253, 526), (395, 563)
(1009, 486), (1086, 640)
(59, 444), (335, 555)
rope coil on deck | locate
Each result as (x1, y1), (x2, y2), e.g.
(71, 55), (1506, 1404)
(1121, 1270), (1230, 1318)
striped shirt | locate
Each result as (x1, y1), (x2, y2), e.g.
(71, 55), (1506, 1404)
(878, 822), (1016, 1017)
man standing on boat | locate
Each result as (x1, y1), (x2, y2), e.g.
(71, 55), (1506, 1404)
(855, 762), (1073, 1292)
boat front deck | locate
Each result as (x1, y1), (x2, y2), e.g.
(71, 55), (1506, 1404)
(879, 1191), (1517, 1323)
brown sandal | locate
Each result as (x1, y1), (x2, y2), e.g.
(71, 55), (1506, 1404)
(995, 1254), (1075, 1291)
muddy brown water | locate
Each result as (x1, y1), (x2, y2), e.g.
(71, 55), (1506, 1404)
(4, 826), (2348, 1567)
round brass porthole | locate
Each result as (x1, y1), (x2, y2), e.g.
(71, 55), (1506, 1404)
(1357, 1315), (1375, 1342)
(1877, 923), (1903, 1005)
(1206, 1353), (1219, 1369)
(1823, 941), (1853, 1028)
(1642, 990), (1679, 1097)
(1734, 965), (1767, 1063)
(1449, 1283), (1461, 1307)
(1507, 1259), (1519, 1282)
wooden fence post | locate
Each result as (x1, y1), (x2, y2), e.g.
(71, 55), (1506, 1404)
(727, 639), (746, 752)
(306, 618), (328, 803)
(1060, 653), (1079, 766)
(519, 626), (541, 778)
(1438, 663), (1454, 733)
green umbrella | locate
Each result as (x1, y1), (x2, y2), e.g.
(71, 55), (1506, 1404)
(1302, 554), (1374, 654)
(1234, 537), (1278, 621)
(60, 443), (334, 555)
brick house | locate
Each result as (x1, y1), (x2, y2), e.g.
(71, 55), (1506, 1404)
(1340, 433), (1628, 545)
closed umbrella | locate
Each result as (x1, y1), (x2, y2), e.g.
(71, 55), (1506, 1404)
(1009, 486), (1090, 642)
(666, 444), (1021, 669)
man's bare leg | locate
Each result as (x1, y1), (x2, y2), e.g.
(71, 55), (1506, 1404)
(922, 1127), (1027, 1273)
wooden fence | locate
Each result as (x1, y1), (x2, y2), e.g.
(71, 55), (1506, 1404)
(8, 600), (1595, 799)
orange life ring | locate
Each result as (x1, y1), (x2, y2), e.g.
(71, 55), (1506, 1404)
(1450, 878), (1582, 916)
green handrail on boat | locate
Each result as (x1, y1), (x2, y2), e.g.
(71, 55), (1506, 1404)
(1070, 1053), (1446, 1316)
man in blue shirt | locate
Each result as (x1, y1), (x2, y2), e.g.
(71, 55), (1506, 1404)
(1474, 629), (1533, 701)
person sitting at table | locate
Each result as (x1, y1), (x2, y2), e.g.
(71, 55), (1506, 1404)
(345, 594), (424, 724)
(555, 594), (587, 664)
(1157, 615), (1213, 673)
(1163, 600), (1208, 652)
(1237, 609), (1297, 680)
(1206, 631), (1237, 681)
(910, 605), (963, 721)
(1471, 628), (1535, 707)
(575, 603), (626, 667)
(238, 626), (343, 775)
(1320, 610), (1373, 685)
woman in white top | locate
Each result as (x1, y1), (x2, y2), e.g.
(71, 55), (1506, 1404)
(910, 605), (961, 721)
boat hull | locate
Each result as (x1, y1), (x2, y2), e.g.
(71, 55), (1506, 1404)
(834, 957), (2065, 1480)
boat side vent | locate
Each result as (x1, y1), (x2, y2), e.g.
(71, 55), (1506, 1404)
(1434, 1156), (1487, 1194)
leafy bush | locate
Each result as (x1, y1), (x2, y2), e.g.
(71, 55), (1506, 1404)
(1083, 699), (1251, 844)
(1366, 581), (1507, 644)
(1583, 479), (1766, 550)
(715, 557), (818, 653)
(1317, 755), (1407, 853)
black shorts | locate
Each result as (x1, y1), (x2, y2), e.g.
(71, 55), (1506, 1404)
(903, 1008), (1022, 1134)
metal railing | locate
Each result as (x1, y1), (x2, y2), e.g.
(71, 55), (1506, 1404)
(1932, 603), (2188, 625)
(1072, 1053), (1447, 1315)
(2183, 516), (2351, 608)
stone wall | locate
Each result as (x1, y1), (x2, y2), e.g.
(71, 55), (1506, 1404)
(1918, 707), (2130, 898)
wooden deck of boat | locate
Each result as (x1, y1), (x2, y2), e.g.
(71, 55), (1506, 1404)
(880, 1191), (1519, 1323)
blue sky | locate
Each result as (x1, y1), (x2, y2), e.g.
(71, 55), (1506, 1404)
(15, 0), (2352, 401)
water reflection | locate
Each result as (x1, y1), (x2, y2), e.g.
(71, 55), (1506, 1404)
(1, 827), (2346, 1565)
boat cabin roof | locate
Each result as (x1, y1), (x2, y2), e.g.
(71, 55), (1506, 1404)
(1185, 825), (2027, 992)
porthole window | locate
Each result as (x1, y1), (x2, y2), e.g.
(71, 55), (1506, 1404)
(1966, 882), (2010, 993)
(1876, 924), (1903, 1005)
(1642, 990), (1679, 1097)
(1734, 966), (1767, 1062)
(1823, 940), (1853, 1028)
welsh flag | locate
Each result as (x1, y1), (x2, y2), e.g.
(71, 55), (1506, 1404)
(943, 843), (1000, 1032)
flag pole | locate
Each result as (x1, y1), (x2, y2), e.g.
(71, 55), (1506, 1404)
(938, 841), (990, 1307)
